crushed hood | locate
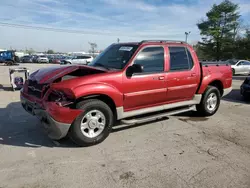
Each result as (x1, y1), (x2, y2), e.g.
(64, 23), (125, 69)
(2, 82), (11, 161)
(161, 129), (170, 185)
(29, 65), (106, 84)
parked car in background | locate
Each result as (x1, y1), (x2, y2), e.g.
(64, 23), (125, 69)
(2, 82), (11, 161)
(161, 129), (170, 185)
(48, 55), (54, 63)
(22, 55), (34, 63)
(62, 55), (93, 65)
(21, 40), (232, 146)
(0, 50), (19, 65)
(32, 56), (38, 63)
(37, 55), (49, 63)
(51, 56), (66, 64)
(227, 59), (250, 75)
(240, 76), (250, 100)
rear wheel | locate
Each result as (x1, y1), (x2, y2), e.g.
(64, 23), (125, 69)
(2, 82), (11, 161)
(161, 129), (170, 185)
(5, 60), (14, 66)
(64, 61), (71, 64)
(196, 86), (220, 116)
(69, 99), (114, 146)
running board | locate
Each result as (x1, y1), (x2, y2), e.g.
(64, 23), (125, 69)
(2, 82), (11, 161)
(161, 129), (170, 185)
(120, 105), (195, 125)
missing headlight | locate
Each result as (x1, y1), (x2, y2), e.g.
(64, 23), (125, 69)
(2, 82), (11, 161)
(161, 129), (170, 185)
(48, 90), (74, 107)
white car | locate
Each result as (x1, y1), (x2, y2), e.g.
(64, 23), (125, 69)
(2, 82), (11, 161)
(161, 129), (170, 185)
(228, 59), (250, 75)
(64, 55), (93, 65)
(37, 55), (49, 63)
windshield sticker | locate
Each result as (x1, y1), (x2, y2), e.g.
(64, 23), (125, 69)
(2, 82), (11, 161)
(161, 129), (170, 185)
(119, 46), (133, 51)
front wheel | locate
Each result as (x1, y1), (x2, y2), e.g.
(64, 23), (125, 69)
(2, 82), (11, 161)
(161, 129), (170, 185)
(69, 99), (114, 146)
(232, 68), (235, 75)
(196, 86), (220, 116)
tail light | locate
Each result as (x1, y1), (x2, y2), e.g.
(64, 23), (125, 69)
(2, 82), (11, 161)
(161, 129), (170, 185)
(244, 78), (250, 85)
(23, 80), (29, 92)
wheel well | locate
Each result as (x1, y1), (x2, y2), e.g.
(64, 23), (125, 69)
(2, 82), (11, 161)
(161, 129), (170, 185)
(6, 59), (14, 62)
(76, 94), (117, 118)
(208, 80), (223, 96)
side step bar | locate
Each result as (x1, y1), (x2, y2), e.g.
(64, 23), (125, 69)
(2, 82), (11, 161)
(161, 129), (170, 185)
(120, 105), (195, 125)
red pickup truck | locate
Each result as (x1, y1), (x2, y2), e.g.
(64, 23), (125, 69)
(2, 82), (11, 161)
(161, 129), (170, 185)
(20, 40), (232, 146)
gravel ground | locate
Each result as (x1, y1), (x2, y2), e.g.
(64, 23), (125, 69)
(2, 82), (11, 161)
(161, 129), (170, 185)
(0, 63), (250, 188)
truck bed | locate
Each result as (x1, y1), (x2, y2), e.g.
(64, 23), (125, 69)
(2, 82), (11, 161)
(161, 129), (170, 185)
(197, 63), (232, 95)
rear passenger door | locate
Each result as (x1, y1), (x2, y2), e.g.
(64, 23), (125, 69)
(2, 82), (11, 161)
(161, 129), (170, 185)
(78, 56), (85, 64)
(166, 46), (200, 102)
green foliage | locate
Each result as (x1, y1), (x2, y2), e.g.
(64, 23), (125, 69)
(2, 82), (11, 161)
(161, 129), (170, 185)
(234, 30), (250, 59)
(197, 0), (240, 60)
(25, 48), (35, 55)
(88, 42), (97, 54)
(47, 49), (55, 54)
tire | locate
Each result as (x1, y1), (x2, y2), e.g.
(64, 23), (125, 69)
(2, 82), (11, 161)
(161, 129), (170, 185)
(232, 68), (235, 75)
(64, 61), (71, 64)
(69, 99), (114, 146)
(196, 86), (221, 116)
(5, 60), (14, 66)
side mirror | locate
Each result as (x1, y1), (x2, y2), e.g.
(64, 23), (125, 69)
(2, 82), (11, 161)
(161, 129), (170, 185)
(126, 64), (143, 77)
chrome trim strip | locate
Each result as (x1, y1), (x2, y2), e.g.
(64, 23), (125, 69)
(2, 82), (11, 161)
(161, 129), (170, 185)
(125, 88), (166, 97)
(168, 84), (198, 91)
(222, 87), (232, 97)
(116, 94), (202, 120)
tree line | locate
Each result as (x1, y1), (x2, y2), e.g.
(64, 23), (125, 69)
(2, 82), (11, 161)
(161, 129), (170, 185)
(195, 0), (250, 61)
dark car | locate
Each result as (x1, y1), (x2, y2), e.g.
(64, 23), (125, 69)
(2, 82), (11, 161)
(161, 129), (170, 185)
(51, 56), (66, 64)
(22, 55), (34, 63)
(32, 56), (39, 63)
(240, 76), (250, 100)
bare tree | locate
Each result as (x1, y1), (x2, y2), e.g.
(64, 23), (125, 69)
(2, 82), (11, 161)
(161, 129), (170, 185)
(88, 42), (97, 55)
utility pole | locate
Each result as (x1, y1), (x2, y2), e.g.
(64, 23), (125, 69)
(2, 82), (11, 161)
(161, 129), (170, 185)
(185, 31), (191, 43)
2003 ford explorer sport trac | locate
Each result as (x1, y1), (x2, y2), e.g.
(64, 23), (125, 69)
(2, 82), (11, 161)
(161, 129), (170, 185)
(21, 40), (233, 146)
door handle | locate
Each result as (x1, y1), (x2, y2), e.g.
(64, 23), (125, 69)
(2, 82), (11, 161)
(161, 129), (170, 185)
(190, 73), (196, 77)
(158, 76), (165, 80)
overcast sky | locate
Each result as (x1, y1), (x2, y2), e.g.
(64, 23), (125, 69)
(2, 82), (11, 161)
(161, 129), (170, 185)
(0, 0), (250, 52)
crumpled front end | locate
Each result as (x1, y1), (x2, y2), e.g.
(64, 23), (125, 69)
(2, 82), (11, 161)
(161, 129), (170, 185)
(20, 65), (107, 139)
(21, 90), (83, 140)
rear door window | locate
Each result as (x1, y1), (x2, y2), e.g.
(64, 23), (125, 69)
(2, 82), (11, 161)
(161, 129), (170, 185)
(81, 56), (91, 59)
(169, 47), (193, 71)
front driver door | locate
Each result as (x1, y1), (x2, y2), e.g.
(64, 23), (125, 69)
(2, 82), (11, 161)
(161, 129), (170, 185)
(242, 61), (250, 74)
(236, 61), (244, 74)
(122, 46), (167, 111)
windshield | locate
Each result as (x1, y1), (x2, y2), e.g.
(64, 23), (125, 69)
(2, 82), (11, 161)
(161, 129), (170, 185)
(89, 44), (139, 69)
(226, 59), (238, 65)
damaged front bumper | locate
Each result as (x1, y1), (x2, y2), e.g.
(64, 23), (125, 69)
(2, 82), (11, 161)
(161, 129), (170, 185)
(20, 92), (82, 140)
